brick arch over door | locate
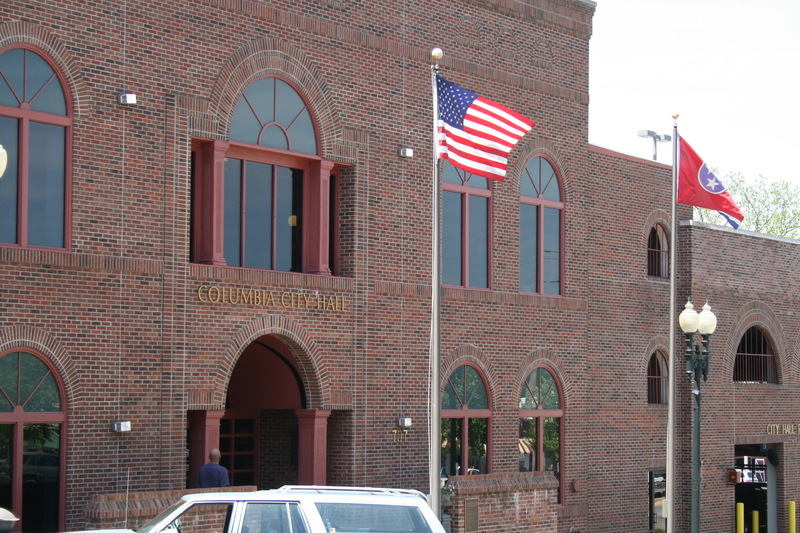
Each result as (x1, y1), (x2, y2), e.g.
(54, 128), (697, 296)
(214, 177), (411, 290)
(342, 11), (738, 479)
(725, 302), (790, 384)
(220, 314), (329, 410)
(209, 38), (341, 156)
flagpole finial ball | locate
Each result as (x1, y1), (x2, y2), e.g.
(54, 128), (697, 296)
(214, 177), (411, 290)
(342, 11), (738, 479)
(431, 48), (443, 63)
(672, 113), (679, 119)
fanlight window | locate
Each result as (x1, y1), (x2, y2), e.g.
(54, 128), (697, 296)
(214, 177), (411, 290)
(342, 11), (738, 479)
(231, 77), (317, 154)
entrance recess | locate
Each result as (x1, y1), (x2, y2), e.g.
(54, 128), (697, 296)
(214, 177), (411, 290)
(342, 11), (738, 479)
(188, 337), (329, 489)
(734, 444), (778, 533)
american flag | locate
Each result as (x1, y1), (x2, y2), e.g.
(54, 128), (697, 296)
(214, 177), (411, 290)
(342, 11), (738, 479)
(436, 76), (534, 181)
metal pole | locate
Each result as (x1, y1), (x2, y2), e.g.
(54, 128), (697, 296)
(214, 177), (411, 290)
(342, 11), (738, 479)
(428, 50), (442, 517)
(691, 377), (700, 533)
(666, 121), (679, 533)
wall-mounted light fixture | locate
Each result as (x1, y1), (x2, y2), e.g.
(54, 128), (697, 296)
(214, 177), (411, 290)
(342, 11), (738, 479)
(398, 148), (414, 158)
(397, 417), (412, 427)
(112, 421), (132, 432)
(118, 93), (138, 105)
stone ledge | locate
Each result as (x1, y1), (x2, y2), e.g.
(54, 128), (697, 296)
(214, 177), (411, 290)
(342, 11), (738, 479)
(449, 471), (560, 495)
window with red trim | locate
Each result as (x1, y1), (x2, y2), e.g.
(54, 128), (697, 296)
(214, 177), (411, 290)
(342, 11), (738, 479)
(520, 157), (562, 295)
(441, 364), (490, 476)
(0, 47), (71, 249)
(0, 350), (66, 532)
(192, 77), (337, 274)
(442, 163), (490, 288)
(519, 366), (562, 478)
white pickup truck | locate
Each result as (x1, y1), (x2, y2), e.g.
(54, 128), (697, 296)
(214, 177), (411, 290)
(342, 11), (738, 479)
(80, 486), (445, 533)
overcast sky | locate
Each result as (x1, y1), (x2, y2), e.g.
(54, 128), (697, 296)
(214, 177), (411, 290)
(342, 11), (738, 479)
(588, 0), (800, 184)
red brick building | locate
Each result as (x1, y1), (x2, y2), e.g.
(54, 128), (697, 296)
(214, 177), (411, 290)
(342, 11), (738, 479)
(0, 1), (797, 532)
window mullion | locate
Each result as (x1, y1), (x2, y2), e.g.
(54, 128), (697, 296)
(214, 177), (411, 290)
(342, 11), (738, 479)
(461, 414), (470, 474)
(239, 163), (247, 267)
(537, 203), (545, 293)
(271, 165), (278, 270)
(462, 191), (469, 286)
(18, 116), (30, 246)
(537, 416), (545, 472)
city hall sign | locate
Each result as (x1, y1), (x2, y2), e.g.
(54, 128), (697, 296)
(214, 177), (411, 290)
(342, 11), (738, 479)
(197, 284), (348, 312)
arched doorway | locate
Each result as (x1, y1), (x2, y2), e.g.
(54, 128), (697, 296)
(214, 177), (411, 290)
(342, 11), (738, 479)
(223, 338), (305, 488)
(188, 336), (329, 489)
(0, 350), (66, 533)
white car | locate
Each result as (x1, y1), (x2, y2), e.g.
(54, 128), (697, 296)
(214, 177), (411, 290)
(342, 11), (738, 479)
(80, 486), (444, 533)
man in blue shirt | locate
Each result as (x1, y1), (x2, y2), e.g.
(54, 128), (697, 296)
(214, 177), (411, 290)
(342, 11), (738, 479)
(198, 448), (230, 488)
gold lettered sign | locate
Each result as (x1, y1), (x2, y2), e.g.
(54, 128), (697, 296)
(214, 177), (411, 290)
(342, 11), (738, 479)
(197, 285), (348, 312)
(766, 423), (799, 435)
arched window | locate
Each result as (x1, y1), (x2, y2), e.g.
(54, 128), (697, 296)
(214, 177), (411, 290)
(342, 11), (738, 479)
(0, 47), (71, 249)
(441, 364), (490, 476)
(647, 351), (668, 404)
(0, 351), (66, 532)
(647, 225), (669, 278)
(192, 77), (338, 274)
(733, 327), (778, 384)
(519, 367), (562, 479)
(442, 163), (490, 288)
(520, 157), (562, 295)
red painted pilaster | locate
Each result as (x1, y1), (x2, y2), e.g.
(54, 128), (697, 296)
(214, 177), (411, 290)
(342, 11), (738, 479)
(187, 409), (225, 488)
(295, 409), (332, 485)
(302, 160), (335, 275)
(193, 140), (228, 266)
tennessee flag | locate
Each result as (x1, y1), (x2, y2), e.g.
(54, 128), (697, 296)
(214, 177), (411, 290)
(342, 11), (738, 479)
(436, 76), (534, 181)
(677, 137), (744, 229)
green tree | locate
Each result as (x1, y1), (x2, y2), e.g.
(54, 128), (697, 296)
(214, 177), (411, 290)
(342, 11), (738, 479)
(694, 173), (800, 239)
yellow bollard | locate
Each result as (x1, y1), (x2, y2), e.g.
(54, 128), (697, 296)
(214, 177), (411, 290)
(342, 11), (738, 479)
(736, 502), (744, 533)
(752, 510), (759, 533)
(790, 501), (796, 533)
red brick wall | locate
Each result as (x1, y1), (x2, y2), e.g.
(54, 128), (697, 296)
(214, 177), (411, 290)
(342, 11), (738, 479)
(2, 1), (798, 533)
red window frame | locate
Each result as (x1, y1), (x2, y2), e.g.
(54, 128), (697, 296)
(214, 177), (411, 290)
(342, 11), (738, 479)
(519, 157), (563, 295)
(0, 350), (67, 532)
(0, 45), (73, 251)
(442, 164), (492, 289)
(441, 364), (491, 476)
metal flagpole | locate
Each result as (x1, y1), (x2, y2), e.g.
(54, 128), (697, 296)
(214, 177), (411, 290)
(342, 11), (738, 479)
(665, 115), (679, 533)
(428, 47), (443, 516)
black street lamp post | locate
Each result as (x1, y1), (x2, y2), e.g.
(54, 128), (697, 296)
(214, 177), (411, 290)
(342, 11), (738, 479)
(678, 299), (717, 533)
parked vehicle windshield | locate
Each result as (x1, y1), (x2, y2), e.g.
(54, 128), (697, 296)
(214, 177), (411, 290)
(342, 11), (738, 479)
(314, 502), (434, 533)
